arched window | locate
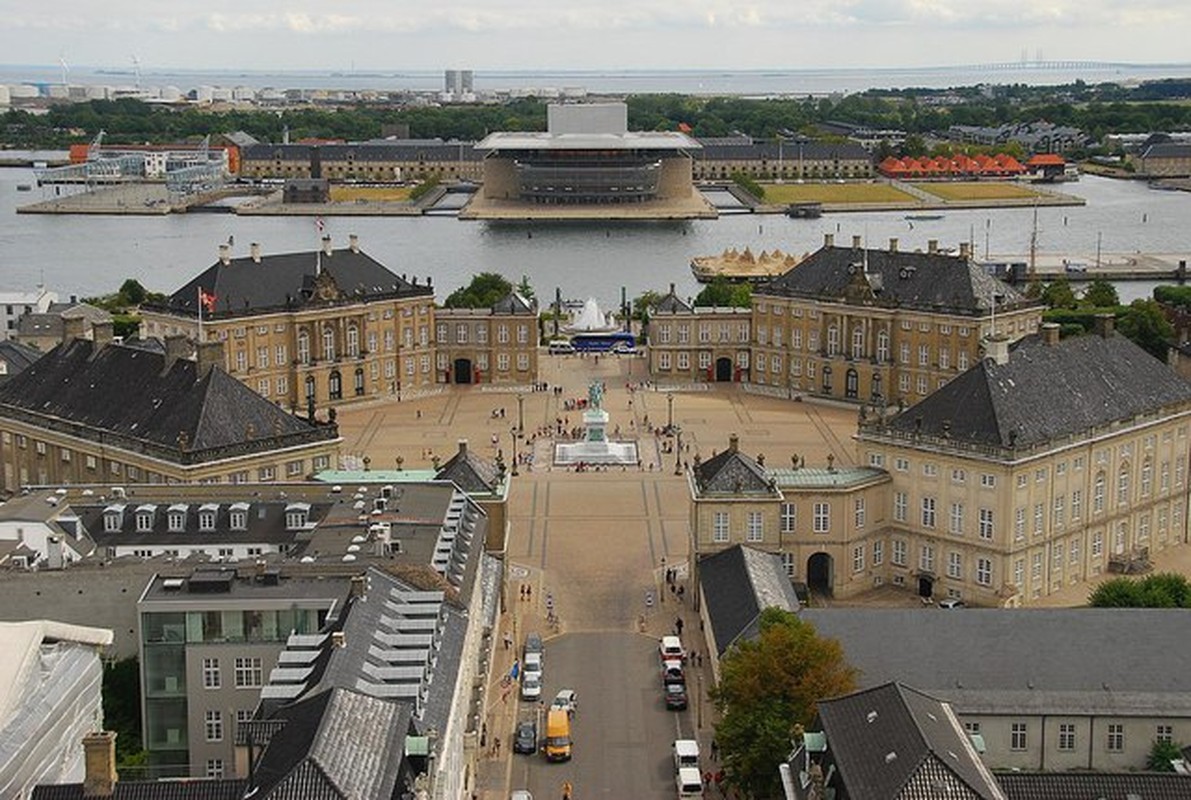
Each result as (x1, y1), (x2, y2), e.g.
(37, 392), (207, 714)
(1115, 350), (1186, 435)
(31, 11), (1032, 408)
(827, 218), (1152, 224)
(876, 330), (890, 363)
(322, 327), (336, 361)
(851, 327), (865, 360)
(1093, 471), (1106, 513)
(297, 330), (310, 365)
(347, 325), (360, 358)
(354, 368), (365, 396)
(329, 370), (342, 401)
(870, 373), (882, 403)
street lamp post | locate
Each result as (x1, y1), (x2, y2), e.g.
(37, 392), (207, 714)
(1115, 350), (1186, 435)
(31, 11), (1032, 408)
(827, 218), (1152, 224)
(511, 429), (519, 477)
(674, 429), (683, 475)
(666, 392), (674, 431)
(517, 393), (525, 435)
(696, 670), (703, 729)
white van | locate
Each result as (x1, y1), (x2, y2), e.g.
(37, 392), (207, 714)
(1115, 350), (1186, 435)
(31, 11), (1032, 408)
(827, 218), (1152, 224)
(547, 340), (575, 355)
(673, 739), (700, 771)
(676, 766), (704, 798)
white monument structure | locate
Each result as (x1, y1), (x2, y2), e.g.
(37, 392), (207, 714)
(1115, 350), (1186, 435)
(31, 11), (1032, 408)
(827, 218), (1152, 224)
(554, 380), (639, 466)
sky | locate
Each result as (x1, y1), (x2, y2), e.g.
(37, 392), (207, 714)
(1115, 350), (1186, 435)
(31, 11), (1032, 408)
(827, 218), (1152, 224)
(0, 1), (1188, 73)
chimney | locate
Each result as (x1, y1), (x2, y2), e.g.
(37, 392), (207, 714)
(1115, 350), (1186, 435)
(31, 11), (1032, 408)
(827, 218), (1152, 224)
(1094, 313), (1115, 338)
(92, 320), (115, 349)
(250, 242), (261, 263)
(851, 234), (862, 250)
(959, 241), (971, 260)
(196, 340), (225, 377)
(1041, 322), (1061, 346)
(350, 574), (366, 599)
(728, 434), (739, 453)
(331, 630), (346, 648)
(669, 282), (676, 296)
(985, 335), (1010, 366)
(927, 239), (938, 254)
(82, 731), (118, 797)
(218, 243), (231, 266)
(62, 315), (87, 343)
(457, 439), (468, 457)
(321, 235), (333, 257)
(349, 234), (359, 253)
(163, 334), (191, 373)
(823, 233), (834, 248)
(888, 237), (898, 253)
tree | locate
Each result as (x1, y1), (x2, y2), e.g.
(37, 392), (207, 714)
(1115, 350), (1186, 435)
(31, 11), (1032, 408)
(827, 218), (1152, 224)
(1147, 739), (1184, 771)
(1118, 298), (1175, 361)
(710, 607), (857, 799)
(442, 272), (513, 309)
(516, 275), (536, 302)
(1081, 279), (1119, 308)
(103, 657), (146, 769)
(1089, 573), (1191, 607)
(1040, 279), (1078, 309)
(695, 278), (751, 309)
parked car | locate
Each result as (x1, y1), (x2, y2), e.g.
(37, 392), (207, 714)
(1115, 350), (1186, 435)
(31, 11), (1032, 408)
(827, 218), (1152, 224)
(520, 673), (542, 701)
(662, 659), (685, 685)
(665, 682), (688, 710)
(612, 343), (638, 355)
(524, 651), (544, 682)
(511, 791), (533, 800)
(938, 598), (966, 609)
(524, 632), (543, 660)
(659, 635), (685, 662)
(513, 720), (538, 754)
(551, 689), (578, 715)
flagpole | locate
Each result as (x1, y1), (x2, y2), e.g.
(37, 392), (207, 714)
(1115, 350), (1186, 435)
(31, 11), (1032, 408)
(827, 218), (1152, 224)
(197, 286), (204, 343)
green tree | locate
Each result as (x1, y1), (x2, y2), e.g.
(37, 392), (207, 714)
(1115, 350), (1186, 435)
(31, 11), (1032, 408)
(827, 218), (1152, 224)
(710, 608), (857, 799)
(1089, 573), (1191, 607)
(731, 171), (765, 201)
(1081, 279), (1119, 308)
(1147, 739), (1184, 771)
(103, 657), (146, 768)
(694, 278), (751, 309)
(515, 275), (536, 302)
(1040, 279), (1078, 310)
(442, 272), (514, 309)
(1118, 298), (1175, 361)
(118, 279), (147, 306)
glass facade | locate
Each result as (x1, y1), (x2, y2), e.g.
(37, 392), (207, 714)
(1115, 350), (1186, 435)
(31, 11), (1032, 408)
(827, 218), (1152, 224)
(513, 150), (666, 204)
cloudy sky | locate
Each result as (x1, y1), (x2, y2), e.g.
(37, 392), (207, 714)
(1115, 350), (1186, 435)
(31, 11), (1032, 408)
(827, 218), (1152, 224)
(1, 1), (1187, 72)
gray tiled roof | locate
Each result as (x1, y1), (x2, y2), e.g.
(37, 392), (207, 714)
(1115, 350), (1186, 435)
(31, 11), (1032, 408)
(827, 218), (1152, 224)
(32, 781), (247, 800)
(693, 439), (778, 495)
(248, 686), (411, 800)
(698, 545), (801, 656)
(490, 292), (536, 315)
(758, 245), (1030, 316)
(0, 339), (334, 459)
(875, 331), (1191, 450)
(694, 139), (871, 162)
(653, 287), (692, 314)
(1142, 141), (1191, 160)
(817, 683), (1004, 800)
(153, 247), (432, 320)
(435, 443), (500, 493)
(801, 609), (1191, 716)
(996, 771), (1191, 800)
(243, 141), (486, 163)
(0, 339), (42, 377)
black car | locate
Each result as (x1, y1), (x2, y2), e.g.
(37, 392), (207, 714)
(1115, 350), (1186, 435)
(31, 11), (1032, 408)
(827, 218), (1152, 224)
(665, 682), (688, 710)
(513, 720), (538, 754)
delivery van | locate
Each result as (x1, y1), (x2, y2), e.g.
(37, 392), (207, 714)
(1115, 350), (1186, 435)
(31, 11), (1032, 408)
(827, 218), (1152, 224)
(547, 340), (576, 355)
(676, 766), (704, 798)
(672, 739), (700, 771)
(544, 708), (572, 761)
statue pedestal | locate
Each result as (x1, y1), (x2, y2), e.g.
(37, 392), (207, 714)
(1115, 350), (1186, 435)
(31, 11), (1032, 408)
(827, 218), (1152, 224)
(554, 407), (639, 465)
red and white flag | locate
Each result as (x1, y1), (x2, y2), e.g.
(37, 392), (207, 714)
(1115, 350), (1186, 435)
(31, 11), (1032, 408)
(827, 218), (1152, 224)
(316, 217), (325, 233)
(198, 288), (217, 313)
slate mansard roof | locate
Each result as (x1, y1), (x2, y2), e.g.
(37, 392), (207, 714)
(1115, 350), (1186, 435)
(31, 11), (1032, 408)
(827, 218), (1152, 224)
(699, 545), (802, 656)
(816, 683), (1005, 800)
(996, 772), (1191, 800)
(758, 244), (1032, 316)
(153, 245), (433, 320)
(0, 340), (336, 463)
(872, 330), (1191, 451)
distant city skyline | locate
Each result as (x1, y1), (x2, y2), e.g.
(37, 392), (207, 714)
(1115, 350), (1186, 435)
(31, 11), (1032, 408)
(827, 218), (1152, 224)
(0, 1), (1187, 74)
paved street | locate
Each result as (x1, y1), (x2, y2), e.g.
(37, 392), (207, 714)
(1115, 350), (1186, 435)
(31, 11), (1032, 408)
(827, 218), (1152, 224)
(333, 352), (1191, 798)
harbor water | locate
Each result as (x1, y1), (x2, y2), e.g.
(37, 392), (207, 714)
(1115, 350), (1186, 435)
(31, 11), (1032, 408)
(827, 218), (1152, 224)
(2, 168), (1190, 307)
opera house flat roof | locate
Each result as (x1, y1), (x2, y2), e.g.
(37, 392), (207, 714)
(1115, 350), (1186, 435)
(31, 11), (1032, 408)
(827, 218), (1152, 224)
(475, 131), (701, 152)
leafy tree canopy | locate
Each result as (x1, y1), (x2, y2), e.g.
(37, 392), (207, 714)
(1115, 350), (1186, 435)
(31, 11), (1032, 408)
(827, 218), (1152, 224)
(1082, 279), (1119, 308)
(1148, 739), (1184, 771)
(1117, 298), (1175, 361)
(442, 272), (513, 309)
(710, 607), (857, 799)
(1089, 572), (1191, 607)
(1040, 278), (1078, 310)
(694, 278), (752, 309)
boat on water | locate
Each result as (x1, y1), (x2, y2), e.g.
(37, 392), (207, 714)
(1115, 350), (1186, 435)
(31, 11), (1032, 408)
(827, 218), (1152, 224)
(690, 247), (802, 283)
(786, 202), (822, 219)
(16, 184), (31, 191)
(904, 214), (944, 221)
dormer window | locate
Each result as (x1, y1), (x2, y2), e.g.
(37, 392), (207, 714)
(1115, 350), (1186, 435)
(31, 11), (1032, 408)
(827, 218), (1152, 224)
(198, 504), (219, 532)
(135, 505), (157, 533)
(103, 504), (126, 533)
(229, 502), (250, 531)
(285, 502), (311, 530)
(167, 505), (187, 533)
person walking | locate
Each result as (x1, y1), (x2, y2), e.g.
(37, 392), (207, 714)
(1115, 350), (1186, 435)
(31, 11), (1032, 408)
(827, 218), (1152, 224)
(562, 780), (573, 799)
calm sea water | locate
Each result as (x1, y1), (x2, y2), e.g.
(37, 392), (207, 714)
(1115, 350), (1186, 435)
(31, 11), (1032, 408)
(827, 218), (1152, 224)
(1, 169), (1189, 308)
(5, 64), (1191, 96)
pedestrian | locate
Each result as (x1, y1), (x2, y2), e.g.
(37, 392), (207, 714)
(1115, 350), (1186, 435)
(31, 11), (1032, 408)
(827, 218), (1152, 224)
(503, 631), (512, 650)
(675, 616), (684, 636)
(710, 738), (718, 760)
(562, 780), (573, 800)
(526, 585), (532, 601)
(493, 736), (501, 756)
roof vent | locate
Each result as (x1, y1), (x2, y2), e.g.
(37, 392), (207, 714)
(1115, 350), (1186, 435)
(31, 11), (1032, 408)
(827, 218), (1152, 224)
(884, 751), (897, 763)
(866, 710), (878, 723)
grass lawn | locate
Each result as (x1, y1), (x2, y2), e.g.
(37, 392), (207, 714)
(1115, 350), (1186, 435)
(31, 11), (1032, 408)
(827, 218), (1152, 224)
(328, 185), (414, 202)
(761, 182), (915, 204)
(911, 182), (1042, 201)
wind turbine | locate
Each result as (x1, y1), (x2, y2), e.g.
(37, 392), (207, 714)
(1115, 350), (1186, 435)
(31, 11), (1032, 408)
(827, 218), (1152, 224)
(59, 53), (69, 87)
